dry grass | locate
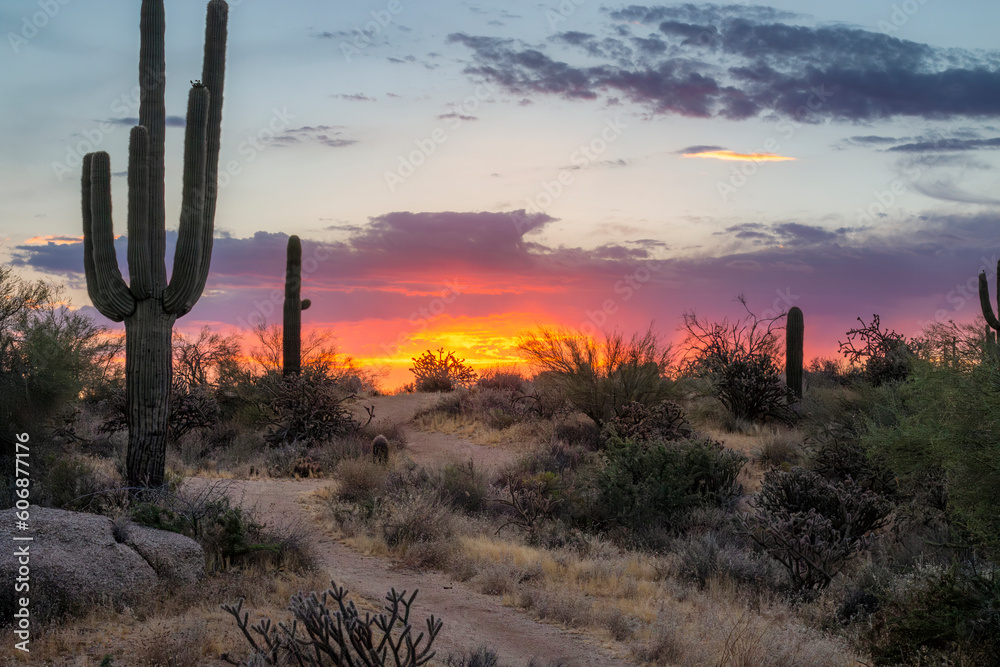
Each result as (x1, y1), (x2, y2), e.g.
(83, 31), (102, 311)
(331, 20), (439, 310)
(0, 568), (331, 666)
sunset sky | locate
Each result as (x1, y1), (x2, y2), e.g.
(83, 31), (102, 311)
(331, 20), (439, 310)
(3, 1), (1000, 388)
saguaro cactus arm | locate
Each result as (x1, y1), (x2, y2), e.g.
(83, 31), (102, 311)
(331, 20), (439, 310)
(979, 263), (1000, 332)
(139, 0), (168, 294)
(82, 153), (135, 322)
(126, 126), (153, 299)
(163, 84), (211, 314)
(185, 0), (229, 305)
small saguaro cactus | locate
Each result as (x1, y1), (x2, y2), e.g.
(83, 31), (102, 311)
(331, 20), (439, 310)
(979, 261), (1000, 352)
(282, 235), (312, 376)
(372, 434), (389, 465)
(82, 0), (228, 488)
(785, 306), (804, 400)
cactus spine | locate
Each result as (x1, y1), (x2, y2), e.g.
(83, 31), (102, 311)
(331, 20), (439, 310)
(785, 306), (804, 400)
(282, 235), (312, 376)
(82, 0), (228, 488)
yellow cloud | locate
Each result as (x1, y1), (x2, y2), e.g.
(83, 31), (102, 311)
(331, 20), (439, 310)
(683, 150), (796, 162)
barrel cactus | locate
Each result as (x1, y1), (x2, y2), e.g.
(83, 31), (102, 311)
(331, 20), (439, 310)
(282, 235), (312, 376)
(81, 0), (228, 488)
(785, 306), (804, 400)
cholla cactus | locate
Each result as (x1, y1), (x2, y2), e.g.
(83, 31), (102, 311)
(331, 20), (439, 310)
(81, 0), (228, 487)
(282, 235), (312, 376)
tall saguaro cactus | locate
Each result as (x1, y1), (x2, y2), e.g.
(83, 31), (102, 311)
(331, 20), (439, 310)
(82, 0), (228, 488)
(979, 261), (1000, 350)
(283, 235), (312, 376)
(785, 306), (804, 400)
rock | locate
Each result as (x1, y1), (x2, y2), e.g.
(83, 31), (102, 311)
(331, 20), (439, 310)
(126, 524), (204, 585)
(0, 506), (204, 620)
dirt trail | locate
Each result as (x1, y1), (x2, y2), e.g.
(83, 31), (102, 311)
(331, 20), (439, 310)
(187, 394), (631, 666)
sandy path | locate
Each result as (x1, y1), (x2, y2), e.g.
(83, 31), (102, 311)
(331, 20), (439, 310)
(187, 395), (631, 666)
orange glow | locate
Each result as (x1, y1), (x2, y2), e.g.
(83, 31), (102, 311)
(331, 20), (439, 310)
(327, 312), (550, 390)
(23, 235), (85, 245)
(683, 150), (796, 162)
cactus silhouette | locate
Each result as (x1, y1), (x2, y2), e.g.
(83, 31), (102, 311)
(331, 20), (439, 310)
(81, 0), (228, 488)
(282, 235), (312, 376)
(979, 261), (1000, 352)
(785, 306), (804, 400)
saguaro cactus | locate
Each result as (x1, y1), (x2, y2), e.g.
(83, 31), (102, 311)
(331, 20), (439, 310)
(282, 235), (312, 376)
(82, 0), (228, 488)
(785, 306), (804, 400)
(979, 261), (1000, 351)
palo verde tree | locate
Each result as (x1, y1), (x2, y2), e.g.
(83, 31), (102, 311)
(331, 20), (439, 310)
(82, 0), (228, 487)
(282, 235), (311, 377)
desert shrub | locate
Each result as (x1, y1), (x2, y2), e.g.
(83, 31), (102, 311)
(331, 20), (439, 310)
(838, 314), (913, 387)
(439, 460), (489, 513)
(671, 530), (787, 592)
(476, 365), (527, 392)
(221, 580), (441, 666)
(516, 324), (674, 425)
(861, 357), (1000, 558)
(423, 386), (536, 429)
(742, 468), (892, 590)
(861, 566), (1000, 666)
(494, 471), (566, 541)
(335, 457), (387, 503)
(681, 296), (793, 424)
(128, 486), (309, 571)
(444, 646), (504, 667)
(755, 429), (803, 467)
(410, 347), (477, 392)
(588, 436), (747, 537)
(600, 399), (692, 444)
(552, 421), (602, 450)
(39, 455), (121, 511)
(381, 488), (455, 552)
(255, 367), (359, 446)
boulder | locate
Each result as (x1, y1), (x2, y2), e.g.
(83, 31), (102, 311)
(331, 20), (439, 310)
(0, 506), (204, 620)
(126, 523), (204, 585)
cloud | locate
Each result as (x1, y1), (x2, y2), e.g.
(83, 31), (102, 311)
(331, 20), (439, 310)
(14, 209), (1000, 367)
(911, 178), (1000, 205)
(888, 137), (1000, 152)
(438, 112), (478, 121)
(275, 125), (358, 149)
(447, 4), (1000, 122)
(683, 149), (796, 162)
(105, 115), (186, 127)
(333, 93), (376, 102)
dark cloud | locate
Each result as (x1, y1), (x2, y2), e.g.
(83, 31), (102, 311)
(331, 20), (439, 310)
(106, 115), (185, 127)
(438, 112), (478, 121)
(447, 4), (1000, 122)
(276, 125), (357, 149)
(333, 93), (376, 102)
(911, 178), (1000, 205)
(15, 210), (1000, 356)
(677, 144), (726, 154)
(888, 137), (1000, 152)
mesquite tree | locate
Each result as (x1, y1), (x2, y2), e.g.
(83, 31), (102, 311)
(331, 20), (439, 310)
(82, 0), (228, 487)
(282, 235), (311, 376)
